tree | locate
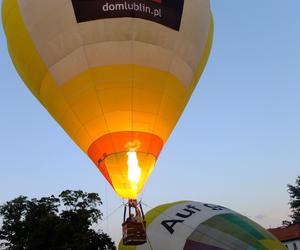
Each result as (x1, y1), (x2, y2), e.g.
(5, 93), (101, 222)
(286, 176), (300, 225)
(0, 190), (116, 250)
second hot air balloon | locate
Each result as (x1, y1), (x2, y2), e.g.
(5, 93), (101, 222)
(119, 201), (286, 250)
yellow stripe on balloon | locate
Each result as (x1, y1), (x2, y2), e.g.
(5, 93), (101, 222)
(54, 65), (189, 153)
(2, 0), (47, 98)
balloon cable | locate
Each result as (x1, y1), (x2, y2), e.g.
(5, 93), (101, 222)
(105, 182), (109, 234)
(145, 231), (154, 250)
(139, 210), (154, 250)
(98, 203), (123, 227)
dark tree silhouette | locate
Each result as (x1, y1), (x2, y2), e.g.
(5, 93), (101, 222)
(287, 176), (300, 224)
(0, 190), (116, 250)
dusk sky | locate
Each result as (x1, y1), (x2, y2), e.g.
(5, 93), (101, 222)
(1, 0), (300, 244)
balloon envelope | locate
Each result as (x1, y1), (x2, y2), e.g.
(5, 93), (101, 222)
(119, 201), (285, 250)
(2, 0), (213, 199)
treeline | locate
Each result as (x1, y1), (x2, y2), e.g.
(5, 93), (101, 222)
(0, 190), (116, 250)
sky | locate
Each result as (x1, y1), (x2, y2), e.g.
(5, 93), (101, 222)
(0, 0), (300, 244)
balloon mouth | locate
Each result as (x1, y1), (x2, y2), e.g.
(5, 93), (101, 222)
(88, 131), (163, 199)
(103, 151), (156, 199)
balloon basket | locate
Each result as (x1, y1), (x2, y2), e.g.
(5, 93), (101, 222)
(122, 220), (147, 245)
(122, 199), (147, 246)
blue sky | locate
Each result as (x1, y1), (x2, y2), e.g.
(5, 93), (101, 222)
(0, 0), (300, 243)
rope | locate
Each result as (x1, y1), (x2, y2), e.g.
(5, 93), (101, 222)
(145, 230), (154, 250)
(105, 182), (109, 234)
(98, 204), (123, 227)
(138, 201), (154, 250)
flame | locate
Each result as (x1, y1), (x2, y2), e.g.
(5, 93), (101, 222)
(127, 151), (141, 191)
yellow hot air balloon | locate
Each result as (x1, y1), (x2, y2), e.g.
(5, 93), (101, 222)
(2, 0), (213, 199)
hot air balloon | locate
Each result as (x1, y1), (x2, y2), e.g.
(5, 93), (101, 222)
(119, 201), (286, 250)
(2, 0), (213, 244)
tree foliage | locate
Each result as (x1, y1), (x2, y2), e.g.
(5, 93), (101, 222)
(286, 176), (300, 225)
(0, 190), (116, 250)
